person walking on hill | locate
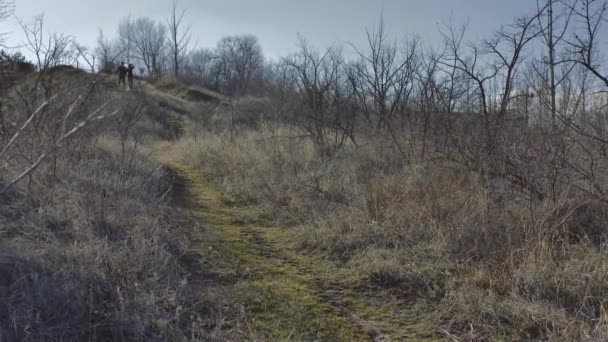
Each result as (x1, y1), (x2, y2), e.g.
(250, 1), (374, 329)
(117, 61), (128, 89)
(127, 63), (135, 91)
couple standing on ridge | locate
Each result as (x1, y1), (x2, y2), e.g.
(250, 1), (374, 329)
(117, 62), (135, 91)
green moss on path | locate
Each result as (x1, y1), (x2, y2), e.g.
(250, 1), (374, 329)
(164, 160), (440, 341)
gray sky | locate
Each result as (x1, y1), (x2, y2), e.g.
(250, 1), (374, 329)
(5, 0), (538, 59)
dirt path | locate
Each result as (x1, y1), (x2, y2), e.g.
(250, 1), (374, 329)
(151, 146), (441, 341)
(143, 83), (440, 339)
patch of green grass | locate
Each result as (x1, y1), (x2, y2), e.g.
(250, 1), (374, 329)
(171, 162), (362, 340)
(169, 160), (441, 341)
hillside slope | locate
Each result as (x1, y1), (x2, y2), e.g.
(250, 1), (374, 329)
(0, 70), (213, 340)
(7, 70), (601, 341)
(146, 77), (442, 340)
(0, 70), (443, 341)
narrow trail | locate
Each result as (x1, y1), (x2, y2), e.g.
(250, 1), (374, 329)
(151, 113), (439, 341)
(161, 160), (440, 340)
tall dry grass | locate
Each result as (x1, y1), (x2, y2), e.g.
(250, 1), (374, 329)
(183, 120), (608, 339)
(0, 72), (220, 340)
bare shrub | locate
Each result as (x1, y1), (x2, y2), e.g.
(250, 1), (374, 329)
(0, 70), (210, 340)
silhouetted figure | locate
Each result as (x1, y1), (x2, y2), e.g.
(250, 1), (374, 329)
(127, 63), (135, 90)
(117, 61), (128, 89)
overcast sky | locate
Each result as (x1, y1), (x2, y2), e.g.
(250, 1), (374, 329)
(4, 0), (539, 59)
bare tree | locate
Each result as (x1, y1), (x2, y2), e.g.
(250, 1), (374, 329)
(349, 18), (420, 130)
(0, 0), (14, 46)
(483, 12), (544, 118)
(439, 21), (497, 118)
(562, 0), (608, 88)
(72, 41), (96, 73)
(0, 0), (12, 20)
(534, 0), (576, 124)
(286, 36), (356, 155)
(167, 1), (192, 78)
(438, 10), (542, 154)
(1, 99), (118, 194)
(117, 16), (133, 63)
(216, 35), (264, 95)
(189, 48), (216, 86)
(95, 29), (119, 72)
(128, 17), (167, 76)
(435, 19), (470, 115)
(19, 14), (72, 71)
(414, 48), (443, 158)
(436, 13), (555, 202)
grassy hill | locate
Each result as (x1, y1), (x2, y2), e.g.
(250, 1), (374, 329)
(1, 69), (607, 341)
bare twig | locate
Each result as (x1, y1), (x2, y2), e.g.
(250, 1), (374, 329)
(1, 103), (119, 194)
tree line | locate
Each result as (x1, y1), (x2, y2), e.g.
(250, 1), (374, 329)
(12, 1), (608, 119)
(6, 0), (608, 203)
(93, 3), (265, 97)
(84, 1), (607, 123)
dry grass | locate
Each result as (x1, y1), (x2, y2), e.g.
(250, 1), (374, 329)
(0, 146), (192, 340)
(182, 120), (608, 340)
(4, 68), (607, 340)
(0, 72), (224, 340)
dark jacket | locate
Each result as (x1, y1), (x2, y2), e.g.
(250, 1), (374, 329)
(127, 64), (135, 77)
(117, 64), (128, 77)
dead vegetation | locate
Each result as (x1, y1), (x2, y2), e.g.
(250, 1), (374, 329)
(174, 4), (608, 334)
(184, 113), (608, 339)
(0, 70), (225, 340)
(2, 0), (608, 340)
